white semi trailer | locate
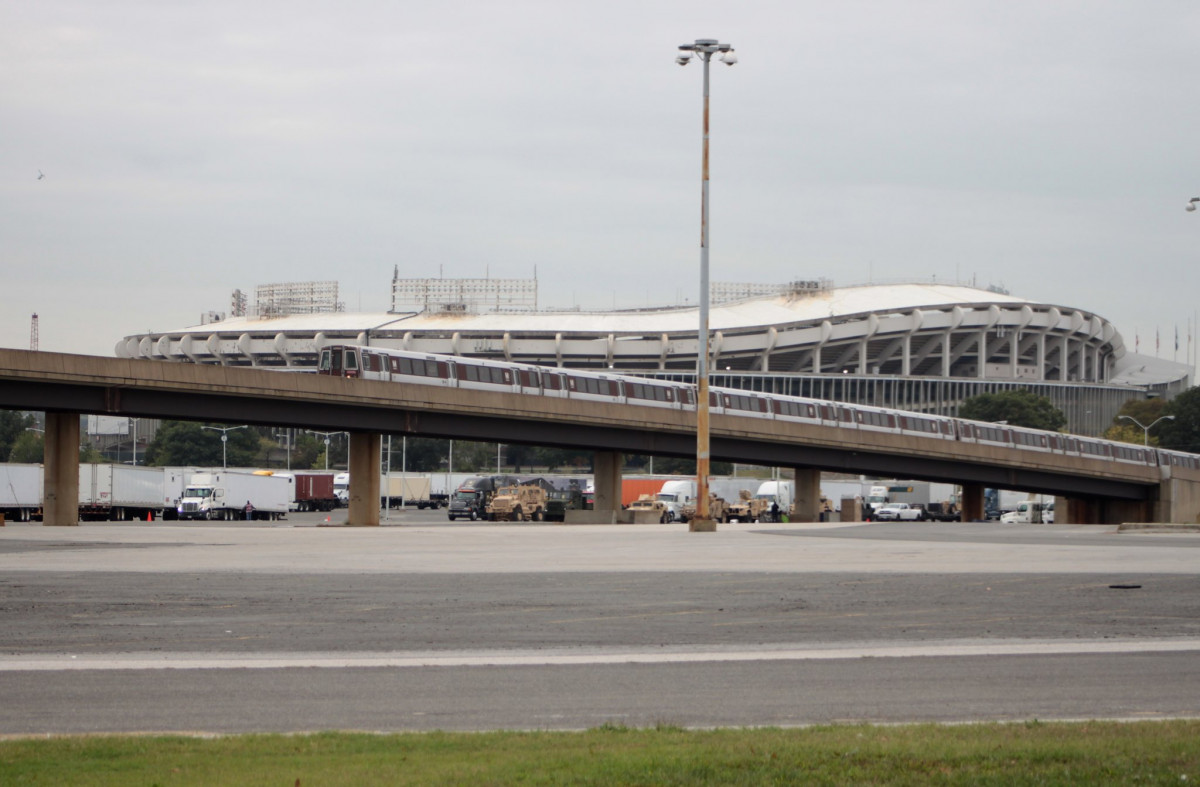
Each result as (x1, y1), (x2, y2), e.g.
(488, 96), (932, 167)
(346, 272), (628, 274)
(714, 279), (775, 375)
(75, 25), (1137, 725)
(78, 464), (167, 521)
(176, 471), (292, 521)
(0, 463), (42, 522)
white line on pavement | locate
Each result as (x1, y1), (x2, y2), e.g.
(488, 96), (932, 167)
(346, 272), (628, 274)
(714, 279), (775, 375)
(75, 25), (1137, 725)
(3, 639), (1199, 671)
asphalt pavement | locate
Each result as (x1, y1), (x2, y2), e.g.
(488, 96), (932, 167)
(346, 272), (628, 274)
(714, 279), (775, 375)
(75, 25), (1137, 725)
(1, 511), (1198, 734)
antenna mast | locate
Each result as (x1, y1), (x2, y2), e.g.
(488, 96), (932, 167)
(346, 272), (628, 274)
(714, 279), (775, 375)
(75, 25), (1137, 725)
(30, 313), (38, 351)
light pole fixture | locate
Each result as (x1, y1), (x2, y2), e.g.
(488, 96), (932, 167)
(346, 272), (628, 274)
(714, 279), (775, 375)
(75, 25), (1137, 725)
(306, 430), (341, 471)
(1118, 414), (1175, 446)
(676, 37), (736, 532)
(201, 425), (246, 469)
(1187, 197), (1200, 212)
(129, 417), (140, 466)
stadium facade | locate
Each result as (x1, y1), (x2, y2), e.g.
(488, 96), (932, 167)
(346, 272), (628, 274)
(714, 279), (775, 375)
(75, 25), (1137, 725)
(117, 282), (1192, 436)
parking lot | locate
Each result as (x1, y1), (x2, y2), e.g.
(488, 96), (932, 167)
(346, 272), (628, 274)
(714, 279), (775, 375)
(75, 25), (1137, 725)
(1, 516), (1198, 734)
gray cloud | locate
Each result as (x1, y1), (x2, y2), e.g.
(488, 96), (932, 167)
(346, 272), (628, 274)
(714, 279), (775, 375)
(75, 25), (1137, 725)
(2, 0), (1198, 360)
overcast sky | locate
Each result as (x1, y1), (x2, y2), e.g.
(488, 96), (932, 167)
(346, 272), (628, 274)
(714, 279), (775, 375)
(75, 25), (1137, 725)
(3, 1), (1199, 360)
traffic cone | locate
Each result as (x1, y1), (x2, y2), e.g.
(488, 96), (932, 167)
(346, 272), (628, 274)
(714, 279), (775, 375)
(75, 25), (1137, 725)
(146, 511), (153, 522)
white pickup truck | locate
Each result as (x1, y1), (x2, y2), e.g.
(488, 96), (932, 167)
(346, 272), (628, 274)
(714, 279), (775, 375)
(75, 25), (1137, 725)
(872, 502), (926, 521)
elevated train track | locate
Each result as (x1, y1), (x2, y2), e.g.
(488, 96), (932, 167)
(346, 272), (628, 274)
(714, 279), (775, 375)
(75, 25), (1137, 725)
(1, 348), (1198, 526)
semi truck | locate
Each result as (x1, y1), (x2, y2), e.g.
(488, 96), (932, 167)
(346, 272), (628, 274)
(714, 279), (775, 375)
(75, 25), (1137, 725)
(447, 475), (519, 521)
(176, 471), (292, 521)
(0, 463), (42, 522)
(754, 480), (793, 521)
(78, 464), (168, 521)
(655, 479), (696, 522)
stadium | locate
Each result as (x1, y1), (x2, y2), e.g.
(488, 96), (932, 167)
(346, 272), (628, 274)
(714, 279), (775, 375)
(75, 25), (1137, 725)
(116, 279), (1192, 437)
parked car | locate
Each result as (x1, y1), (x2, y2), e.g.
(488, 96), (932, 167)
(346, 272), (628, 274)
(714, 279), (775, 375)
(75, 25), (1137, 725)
(872, 502), (926, 521)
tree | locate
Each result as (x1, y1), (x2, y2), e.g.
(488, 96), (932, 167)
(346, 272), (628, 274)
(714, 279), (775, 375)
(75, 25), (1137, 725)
(958, 390), (1066, 431)
(8, 430), (43, 463)
(1158, 388), (1200, 454)
(1104, 397), (1170, 446)
(0, 410), (33, 460)
(143, 421), (260, 467)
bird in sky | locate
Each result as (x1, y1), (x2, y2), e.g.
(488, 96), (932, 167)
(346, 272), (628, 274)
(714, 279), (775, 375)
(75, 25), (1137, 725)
(37, 170), (44, 180)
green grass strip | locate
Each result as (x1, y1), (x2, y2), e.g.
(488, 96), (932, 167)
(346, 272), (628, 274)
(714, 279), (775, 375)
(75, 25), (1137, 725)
(1, 720), (1198, 786)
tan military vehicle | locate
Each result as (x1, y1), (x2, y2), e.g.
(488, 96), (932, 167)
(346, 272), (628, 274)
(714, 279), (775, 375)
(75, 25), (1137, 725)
(723, 489), (769, 523)
(628, 493), (671, 523)
(681, 493), (726, 524)
(487, 484), (548, 522)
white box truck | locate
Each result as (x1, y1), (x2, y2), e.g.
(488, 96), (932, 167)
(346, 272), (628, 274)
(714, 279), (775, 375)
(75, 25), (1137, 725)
(0, 463), (42, 522)
(176, 471), (292, 521)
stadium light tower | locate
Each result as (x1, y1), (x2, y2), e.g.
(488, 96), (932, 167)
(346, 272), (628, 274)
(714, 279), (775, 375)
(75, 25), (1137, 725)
(676, 38), (736, 532)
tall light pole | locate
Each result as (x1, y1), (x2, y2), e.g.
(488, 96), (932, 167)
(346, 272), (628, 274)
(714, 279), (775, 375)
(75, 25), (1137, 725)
(129, 418), (140, 466)
(1118, 414), (1175, 446)
(306, 430), (340, 470)
(201, 425), (246, 469)
(677, 38), (736, 531)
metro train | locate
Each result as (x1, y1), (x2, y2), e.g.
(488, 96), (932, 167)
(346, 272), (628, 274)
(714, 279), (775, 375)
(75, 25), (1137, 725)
(317, 344), (1200, 472)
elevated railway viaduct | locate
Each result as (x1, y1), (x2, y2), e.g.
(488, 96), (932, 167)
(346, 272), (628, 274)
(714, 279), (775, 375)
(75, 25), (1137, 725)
(1, 349), (1198, 527)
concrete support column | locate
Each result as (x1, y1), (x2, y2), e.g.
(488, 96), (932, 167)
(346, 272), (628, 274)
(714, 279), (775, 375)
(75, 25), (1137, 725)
(858, 339), (868, 375)
(1060, 336), (1070, 380)
(1010, 332), (1019, 378)
(1156, 477), (1200, 524)
(791, 468), (821, 523)
(942, 332), (951, 377)
(592, 451), (623, 524)
(1055, 496), (1096, 525)
(346, 432), (381, 526)
(901, 335), (911, 376)
(43, 412), (80, 527)
(977, 331), (987, 378)
(1037, 334), (1046, 381)
(960, 484), (985, 522)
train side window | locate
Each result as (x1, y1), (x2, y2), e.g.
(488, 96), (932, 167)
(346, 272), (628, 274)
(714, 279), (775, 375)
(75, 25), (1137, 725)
(318, 350), (331, 372)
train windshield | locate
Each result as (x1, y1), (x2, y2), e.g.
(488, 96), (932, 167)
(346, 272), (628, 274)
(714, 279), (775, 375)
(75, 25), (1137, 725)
(343, 349), (358, 371)
(318, 349), (331, 372)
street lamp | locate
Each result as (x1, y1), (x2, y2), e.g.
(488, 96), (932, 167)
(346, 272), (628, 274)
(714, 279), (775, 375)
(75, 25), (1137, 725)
(201, 425), (246, 469)
(306, 430), (340, 470)
(676, 37), (736, 531)
(129, 417), (140, 466)
(1118, 414), (1175, 446)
